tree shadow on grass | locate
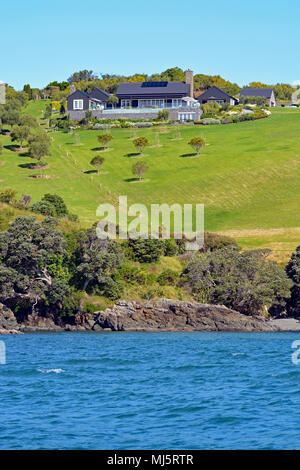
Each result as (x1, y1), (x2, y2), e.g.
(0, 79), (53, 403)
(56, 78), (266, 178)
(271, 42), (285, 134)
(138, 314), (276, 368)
(124, 152), (141, 158)
(18, 162), (39, 169)
(4, 144), (20, 151)
(124, 177), (140, 182)
(84, 169), (98, 174)
(180, 152), (198, 158)
(91, 146), (105, 151)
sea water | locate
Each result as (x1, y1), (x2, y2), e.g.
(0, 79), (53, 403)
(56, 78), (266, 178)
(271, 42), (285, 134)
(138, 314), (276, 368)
(1, 331), (300, 450)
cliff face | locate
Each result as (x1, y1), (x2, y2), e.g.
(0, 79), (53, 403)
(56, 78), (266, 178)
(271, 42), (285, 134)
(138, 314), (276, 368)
(0, 299), (276, 333)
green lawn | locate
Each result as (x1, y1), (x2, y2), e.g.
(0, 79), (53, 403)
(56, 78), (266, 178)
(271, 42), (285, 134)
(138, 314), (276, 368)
(1, 103), (300, 262)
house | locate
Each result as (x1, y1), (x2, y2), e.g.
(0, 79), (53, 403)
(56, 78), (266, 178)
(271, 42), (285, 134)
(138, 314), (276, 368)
(197, 86), (239, 106)
(239, 88), (276, 106)
(67, 70), (202, 121)
(0, 81), (6, 105)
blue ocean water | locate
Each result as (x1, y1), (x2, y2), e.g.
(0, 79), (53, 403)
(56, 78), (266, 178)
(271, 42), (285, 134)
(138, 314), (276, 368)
(1, 331), (300, 450)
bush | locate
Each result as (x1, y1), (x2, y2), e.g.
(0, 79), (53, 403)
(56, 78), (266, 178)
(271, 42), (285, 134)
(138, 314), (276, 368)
(157, 109), (170, 121)
(127, 238), (165, 263)
(42, 194), (68, 217)
(157, 269), (179, 286)
(31, 200), (56, 216)
(201, 232), (238, 252)
(0, 188), (17, 204)
(201, 118), (221, 125)
(102, 278), (124, 300)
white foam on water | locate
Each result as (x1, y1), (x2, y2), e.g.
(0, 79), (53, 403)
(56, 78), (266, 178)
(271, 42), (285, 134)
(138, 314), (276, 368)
(37, 368), (65, 374)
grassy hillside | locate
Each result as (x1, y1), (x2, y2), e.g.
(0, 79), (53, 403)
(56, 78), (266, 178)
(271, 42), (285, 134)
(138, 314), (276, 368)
(1, 103), (300, 262)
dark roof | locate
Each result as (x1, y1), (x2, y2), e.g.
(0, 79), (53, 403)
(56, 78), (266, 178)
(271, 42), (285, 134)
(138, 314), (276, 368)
(197, 86), (236, 102)
(240, 88), (274, 98)
(89, 87), (110, 102)
(116, 81), (190, 97)
(68, 89), (90, 99)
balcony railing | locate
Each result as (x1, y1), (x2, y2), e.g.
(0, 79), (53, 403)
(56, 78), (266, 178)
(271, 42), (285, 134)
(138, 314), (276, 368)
(102, 104), (199, 114)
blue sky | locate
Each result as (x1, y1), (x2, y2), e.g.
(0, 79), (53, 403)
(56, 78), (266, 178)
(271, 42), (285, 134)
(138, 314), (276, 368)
(1, 0), (299, 90)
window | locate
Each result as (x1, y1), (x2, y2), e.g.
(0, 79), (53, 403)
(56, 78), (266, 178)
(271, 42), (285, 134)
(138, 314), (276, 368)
(73, 99), (83, 110)
(172, 99), (183, 108)
(121, 99), (131, 108)
(138, 99), (165, 108)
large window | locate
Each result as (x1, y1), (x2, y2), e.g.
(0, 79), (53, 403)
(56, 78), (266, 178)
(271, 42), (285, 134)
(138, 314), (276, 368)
(73, 99), (83, 110)
(138, 99), (165, 108)
(121, 99), (131, 108)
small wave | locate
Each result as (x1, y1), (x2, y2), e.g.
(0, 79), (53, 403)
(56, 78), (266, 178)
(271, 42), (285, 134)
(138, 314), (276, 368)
(37, 368), (65, 374)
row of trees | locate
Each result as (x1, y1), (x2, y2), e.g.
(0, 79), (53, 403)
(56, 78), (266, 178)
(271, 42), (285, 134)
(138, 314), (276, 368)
(1, 214), (300, 320)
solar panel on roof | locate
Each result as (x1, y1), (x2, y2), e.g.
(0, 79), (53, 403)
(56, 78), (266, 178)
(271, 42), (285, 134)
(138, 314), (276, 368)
(141, 81), (168, 87)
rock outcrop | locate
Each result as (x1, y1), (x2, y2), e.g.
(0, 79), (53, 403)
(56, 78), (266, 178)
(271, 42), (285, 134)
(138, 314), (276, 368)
(91, 299), (276, 332)
(0, 303), (23, 334)
(0, 299), (278, 333)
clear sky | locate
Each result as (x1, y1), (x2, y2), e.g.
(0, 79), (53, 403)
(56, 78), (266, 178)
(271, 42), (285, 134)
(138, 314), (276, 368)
(1, 0), (299, 90)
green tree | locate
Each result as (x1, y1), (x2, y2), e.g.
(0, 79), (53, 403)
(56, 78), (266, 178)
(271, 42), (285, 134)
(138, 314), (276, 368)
(157, 109), (170, 121)
(0, 188), (17, 204)
(18, 114), (38, 128)
(28, 131), (51, 163)
(107, 94), (119, 108)
(11, 125), (30, 149)
(188, 136), (206, 155)
(132, 161), (149, 181)
(184, 246), (292, 315)
(44, 104), (52, 120)
(76, 227), (124, 292)
(0, 216), (69, 313)
(127, 238), (164, 263)
(42, 194), (68, 217)
(133, 136), (149, 155)
(202, 102), (220, 116)
(90, 155), (105, 174)
(98, 133), (113, 150)
(285, 246), (300, 316)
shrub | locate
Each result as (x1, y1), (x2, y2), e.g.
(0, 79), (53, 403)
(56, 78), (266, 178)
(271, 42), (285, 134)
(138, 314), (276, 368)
(157, 109), (170, 121)
(42, 194), (68, 217)
(0, 188), (17, 204)
(31, 200), (56, 216)
(127, 238), (165, 263)
(157, 269), (179, 286)
(201, 118), (221, 125)
(201, 232), (238, 252)
(102, 278), (124, 300)
(188, 136), (206, 155)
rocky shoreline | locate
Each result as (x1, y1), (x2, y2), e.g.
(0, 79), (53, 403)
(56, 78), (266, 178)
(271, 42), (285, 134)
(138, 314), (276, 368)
(1, 299), (294, 333)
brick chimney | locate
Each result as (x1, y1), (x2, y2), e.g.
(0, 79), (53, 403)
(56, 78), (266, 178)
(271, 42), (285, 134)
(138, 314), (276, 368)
(185, 69), (194, 98)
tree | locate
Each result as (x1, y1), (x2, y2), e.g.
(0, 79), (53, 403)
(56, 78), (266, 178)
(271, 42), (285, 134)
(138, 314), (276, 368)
(76, 227), (124, 292)
(90, 155), (105, 174)
(18, 114), (38, 128)
(67, 70), (98, 83)
(133, 136), (149, 155)
(127, 238), (164, 263)
(42, 194), (68, 217)
(132, 161), (149, 181)
(11, 125), (30, 149)
(23, 84), (31, 99)
(157, 109), (169, 121)
(0, 216), (70, 313)
(98, 133), (113, 150)
(107, 94), (119, 108)
(188, 136), (206, 155)
(0, 140), (2, 155)
(44, 104), (52, 120)
(202, 102), (220, 116)
(28, 131), (51, 163)
(285, 246), (300, 316)
(184, 246), (292, 315)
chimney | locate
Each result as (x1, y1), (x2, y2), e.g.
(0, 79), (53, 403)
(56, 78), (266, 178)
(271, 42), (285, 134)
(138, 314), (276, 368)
(70, 84), (76, 95)
(185, 69), (194, 98)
